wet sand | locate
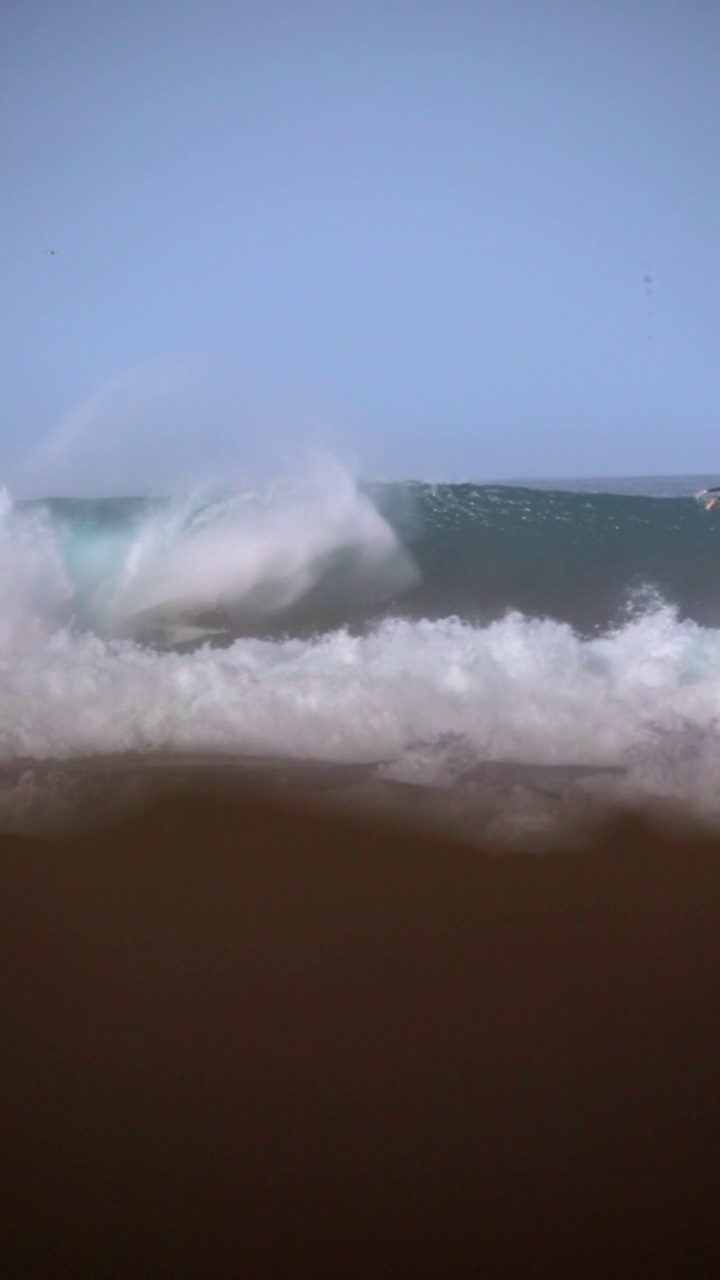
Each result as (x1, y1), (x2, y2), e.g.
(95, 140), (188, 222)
(2, 778), (720, 1275)
(0, 750), (626, 847)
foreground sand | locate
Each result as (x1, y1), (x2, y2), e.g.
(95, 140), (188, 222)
(0, 750), (625, 846)
(2, 781), (719, 1275)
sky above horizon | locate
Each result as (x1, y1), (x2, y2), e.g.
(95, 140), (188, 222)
(2, 0), (719, 495)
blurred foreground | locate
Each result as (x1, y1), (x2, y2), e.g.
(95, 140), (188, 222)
(2, 781), (719, 1276)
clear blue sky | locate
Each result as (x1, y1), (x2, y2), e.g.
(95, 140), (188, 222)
(2, 0), (720, 494)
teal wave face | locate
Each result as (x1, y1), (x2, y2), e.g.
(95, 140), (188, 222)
(369, 482), (720, 635)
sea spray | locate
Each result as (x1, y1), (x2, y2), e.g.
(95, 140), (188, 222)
(0, 489), (75, 653)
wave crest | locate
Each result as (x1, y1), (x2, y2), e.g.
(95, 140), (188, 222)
(0, 465), (420, 650)
(100, 466), (419, 641)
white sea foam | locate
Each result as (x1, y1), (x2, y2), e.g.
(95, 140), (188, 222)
(1, 602), (720, 813)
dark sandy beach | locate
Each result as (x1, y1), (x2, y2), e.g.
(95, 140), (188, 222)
(2, 775), (719, 1276)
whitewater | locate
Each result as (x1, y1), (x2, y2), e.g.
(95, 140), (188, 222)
(4, 464), (720, 830)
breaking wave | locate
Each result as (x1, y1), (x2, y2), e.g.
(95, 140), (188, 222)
(4, 469), (720, 821)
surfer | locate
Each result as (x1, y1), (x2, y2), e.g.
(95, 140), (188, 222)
(698, 486), (720, 511)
